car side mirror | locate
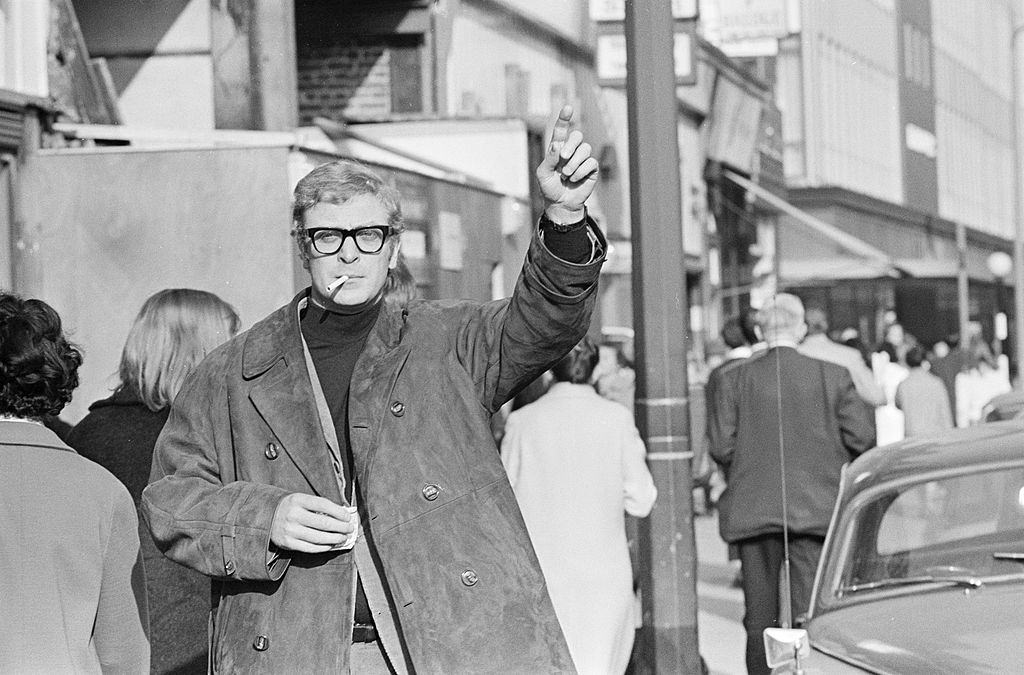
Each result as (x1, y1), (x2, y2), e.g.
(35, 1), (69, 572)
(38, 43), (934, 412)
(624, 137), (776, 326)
(763, 627), (810, 670)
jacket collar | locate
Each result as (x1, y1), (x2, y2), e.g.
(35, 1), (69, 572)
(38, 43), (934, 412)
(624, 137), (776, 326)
(0, 419), (73, 452)
(242, 290), (407, 379)
(242, 291), (306, 378)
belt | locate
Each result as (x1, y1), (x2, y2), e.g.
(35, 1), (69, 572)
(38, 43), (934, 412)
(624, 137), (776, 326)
(352, 623), (378, 643)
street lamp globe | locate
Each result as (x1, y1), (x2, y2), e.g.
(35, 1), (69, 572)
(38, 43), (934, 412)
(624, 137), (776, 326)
(988, 251), (1013, 278)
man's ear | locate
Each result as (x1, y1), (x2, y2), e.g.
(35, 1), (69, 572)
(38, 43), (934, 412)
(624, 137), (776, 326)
(388, 238), (402, 269)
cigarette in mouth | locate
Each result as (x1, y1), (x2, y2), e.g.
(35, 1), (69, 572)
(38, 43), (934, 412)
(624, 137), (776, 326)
(326, 275), (350, 294)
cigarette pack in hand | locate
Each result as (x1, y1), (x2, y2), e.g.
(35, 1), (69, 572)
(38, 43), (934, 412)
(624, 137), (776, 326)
(329, 506), (360, 551)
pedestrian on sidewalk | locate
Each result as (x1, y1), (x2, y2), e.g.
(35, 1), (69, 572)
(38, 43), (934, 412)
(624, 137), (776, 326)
(68, 288), (240, 674)
(895, 344), (953, 438)
(0, 293), (149, 673)
(501, 336), (656, 675)
(708, 294), (875, 674)
(798, 308), (885, 407)
(142, 105), (606, 673)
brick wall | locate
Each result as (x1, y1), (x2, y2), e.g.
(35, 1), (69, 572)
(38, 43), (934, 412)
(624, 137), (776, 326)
(297, 41), (392, 123)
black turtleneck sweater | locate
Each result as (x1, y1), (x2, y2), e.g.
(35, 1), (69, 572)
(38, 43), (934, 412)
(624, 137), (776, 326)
(300, 297), (381, 626)
(300, 297), (381, 502)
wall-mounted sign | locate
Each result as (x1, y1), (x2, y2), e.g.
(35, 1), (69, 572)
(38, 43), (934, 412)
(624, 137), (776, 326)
(705, 75), (764, 174)
(596, 21), (697, 87)
(589, 0), (698, 22)
(700, 0), (800, 57)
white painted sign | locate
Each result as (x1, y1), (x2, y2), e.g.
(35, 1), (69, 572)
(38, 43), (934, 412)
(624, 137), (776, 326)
(589, 0), (698, 22)
(596, 30), (695, 85)
(700, 0), (800, 57)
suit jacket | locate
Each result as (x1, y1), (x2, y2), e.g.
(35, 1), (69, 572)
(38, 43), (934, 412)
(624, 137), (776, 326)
(0, 420), (149, 673)
(708, 347), (876, 542)
(142, 229), (604, 673)
(930, 348), (970, 415)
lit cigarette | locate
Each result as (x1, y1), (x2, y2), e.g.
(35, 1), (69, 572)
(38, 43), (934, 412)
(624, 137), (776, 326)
(326, 275), (350, 294)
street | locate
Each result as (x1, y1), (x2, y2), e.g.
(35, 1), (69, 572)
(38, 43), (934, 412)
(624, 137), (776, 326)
(694, 511), (747, 675)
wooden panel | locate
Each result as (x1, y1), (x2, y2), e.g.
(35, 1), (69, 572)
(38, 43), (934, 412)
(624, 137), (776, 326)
(18, 146), (295, 422)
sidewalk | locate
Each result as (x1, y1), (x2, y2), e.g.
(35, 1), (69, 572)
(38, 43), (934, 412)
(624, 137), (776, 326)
(694, 511), (747, 675)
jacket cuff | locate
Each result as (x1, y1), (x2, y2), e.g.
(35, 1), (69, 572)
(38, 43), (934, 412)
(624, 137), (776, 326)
(527, 217), (607, 303)
(222, 484), (292, 581)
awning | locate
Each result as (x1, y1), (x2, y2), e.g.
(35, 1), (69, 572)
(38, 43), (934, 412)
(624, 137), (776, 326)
(723, 169), (896, 269)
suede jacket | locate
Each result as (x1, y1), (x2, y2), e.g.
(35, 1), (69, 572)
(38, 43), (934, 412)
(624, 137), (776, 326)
(141, 229), (604, 673)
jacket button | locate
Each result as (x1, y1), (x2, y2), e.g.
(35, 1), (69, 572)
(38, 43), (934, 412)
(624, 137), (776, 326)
(390, 400), (405, 417)
(264, 442), (279, 460)
(461, 569), (479, 586)
(225, 560), (236, 575)
(253, 634), (269, 651)
(422, 484), (440, 501)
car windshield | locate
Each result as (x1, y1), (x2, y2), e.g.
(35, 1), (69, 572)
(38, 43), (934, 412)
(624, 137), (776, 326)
(827, 465), (1024, 603)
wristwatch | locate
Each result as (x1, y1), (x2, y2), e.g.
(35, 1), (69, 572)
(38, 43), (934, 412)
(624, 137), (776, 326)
(540, 208), (588, 233)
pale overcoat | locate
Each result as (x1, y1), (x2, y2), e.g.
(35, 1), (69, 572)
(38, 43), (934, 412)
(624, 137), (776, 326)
(142, 232), (604, 673)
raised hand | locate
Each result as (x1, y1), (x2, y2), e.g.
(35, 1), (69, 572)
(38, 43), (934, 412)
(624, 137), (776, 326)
(535, 104), (600, 224)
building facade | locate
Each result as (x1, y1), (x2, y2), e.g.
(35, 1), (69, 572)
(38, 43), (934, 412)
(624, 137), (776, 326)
(764, 0), (1019, 355)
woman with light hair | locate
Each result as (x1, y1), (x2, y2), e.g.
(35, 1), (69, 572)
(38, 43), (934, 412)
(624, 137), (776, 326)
(69, 288), (240, 674)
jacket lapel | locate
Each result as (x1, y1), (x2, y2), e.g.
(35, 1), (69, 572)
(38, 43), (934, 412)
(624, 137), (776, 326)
(243, 294), (340, 500)
(348, 304), (410, 479)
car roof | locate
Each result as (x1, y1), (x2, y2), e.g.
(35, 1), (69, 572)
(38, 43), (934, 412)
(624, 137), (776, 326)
(843, 420), (1024, 494)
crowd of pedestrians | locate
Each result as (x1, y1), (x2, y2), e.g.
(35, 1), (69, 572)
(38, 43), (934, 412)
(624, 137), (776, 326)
(697, 294), (1017, 673)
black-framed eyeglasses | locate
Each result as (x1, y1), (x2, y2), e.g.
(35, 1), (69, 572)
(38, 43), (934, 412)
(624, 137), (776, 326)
(305, 225), (394, 255)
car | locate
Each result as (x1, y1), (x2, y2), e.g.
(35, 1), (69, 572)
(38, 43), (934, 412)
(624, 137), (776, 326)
(765, 420), (1024, 674)
(982, 390), (1024, 422)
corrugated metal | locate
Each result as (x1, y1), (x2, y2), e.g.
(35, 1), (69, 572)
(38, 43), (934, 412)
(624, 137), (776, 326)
(0, 106), (23, 151)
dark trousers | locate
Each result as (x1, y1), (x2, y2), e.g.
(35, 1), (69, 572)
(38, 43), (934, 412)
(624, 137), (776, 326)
(737, 533), (824, 675)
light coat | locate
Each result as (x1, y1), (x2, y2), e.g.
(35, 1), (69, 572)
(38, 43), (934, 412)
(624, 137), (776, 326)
(0, 420), (149, 673)
(142, 233), (603, 673)
(895, 368), (954, 437)
(501, 382), (656, 674)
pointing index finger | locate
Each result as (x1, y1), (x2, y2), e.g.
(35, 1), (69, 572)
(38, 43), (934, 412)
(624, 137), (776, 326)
(548, 104), (574, 154)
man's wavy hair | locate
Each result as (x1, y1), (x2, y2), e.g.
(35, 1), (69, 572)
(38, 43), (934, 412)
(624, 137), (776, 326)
(0, 294), (83, 419)
(290, 160), (405, 271)
(551, 335), (600, 385)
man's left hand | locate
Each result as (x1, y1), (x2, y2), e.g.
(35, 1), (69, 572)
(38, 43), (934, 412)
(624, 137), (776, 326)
(536, 104), (599, 224)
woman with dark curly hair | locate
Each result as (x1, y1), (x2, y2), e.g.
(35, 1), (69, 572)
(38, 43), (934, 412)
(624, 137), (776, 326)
(0, 292), (149, 673)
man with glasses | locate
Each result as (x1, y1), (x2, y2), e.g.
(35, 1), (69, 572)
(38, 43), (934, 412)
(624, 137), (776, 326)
(143, 105), (604, 673)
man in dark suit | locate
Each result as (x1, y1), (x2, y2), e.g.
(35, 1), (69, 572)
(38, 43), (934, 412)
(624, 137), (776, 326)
(930, 332), (969, 424)
(708, 293), (876, 675)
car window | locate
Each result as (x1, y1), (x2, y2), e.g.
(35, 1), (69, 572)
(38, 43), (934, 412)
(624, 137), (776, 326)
(835, 466), (1024, 597)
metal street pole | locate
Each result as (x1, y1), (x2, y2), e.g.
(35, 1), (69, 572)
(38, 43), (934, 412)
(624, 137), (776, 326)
(1011, 15), (1024, 385)
(957, 221), (970, 345)
(624, 1), (701, 672)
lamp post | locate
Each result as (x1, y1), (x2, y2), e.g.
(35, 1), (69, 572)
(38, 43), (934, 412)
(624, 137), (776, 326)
(988, 250), (1013, 359)
(1011, 16), (1024, 386)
